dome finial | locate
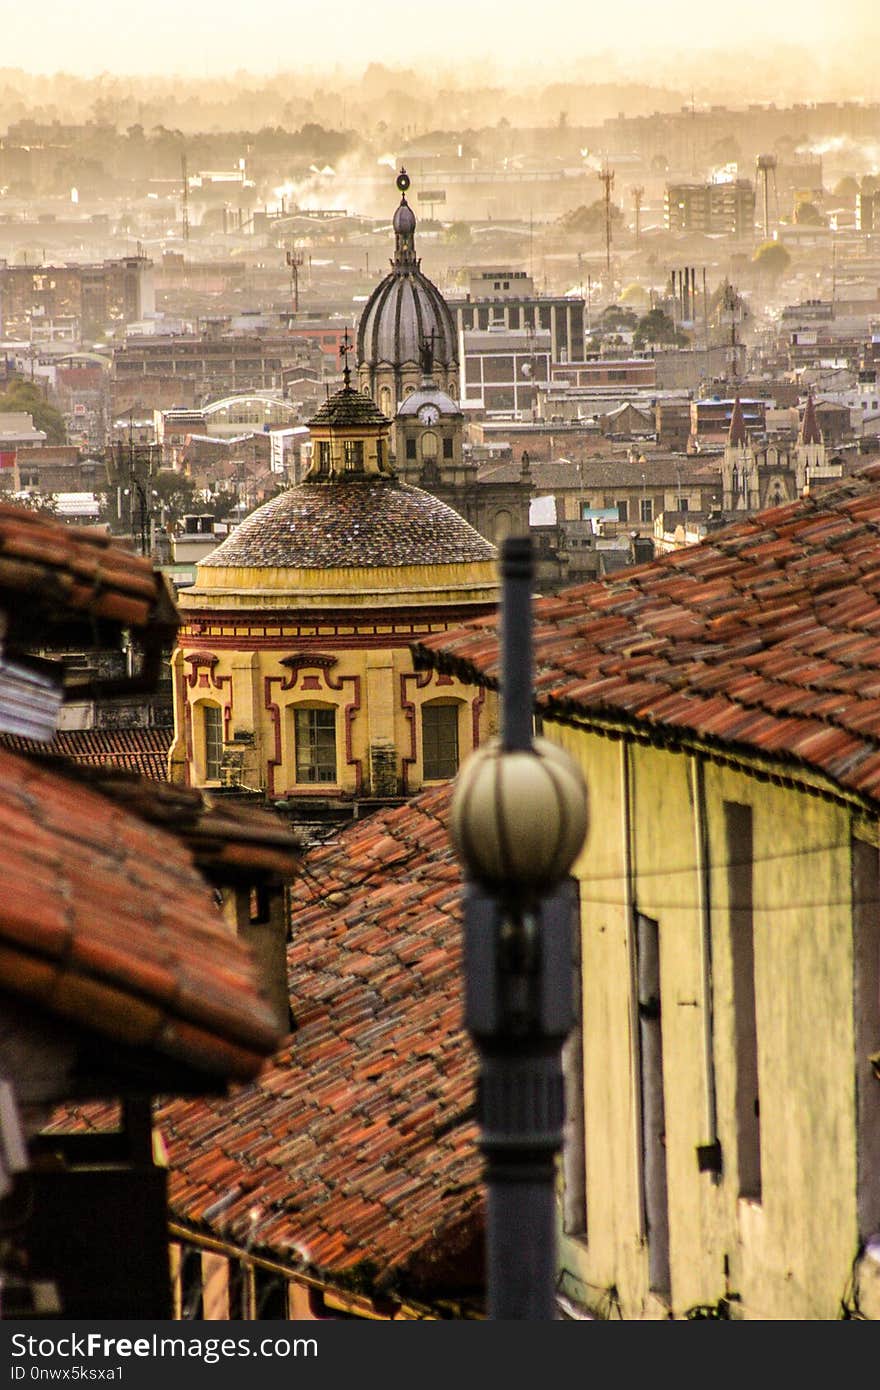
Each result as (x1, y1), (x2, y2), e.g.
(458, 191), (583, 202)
(392, 167), (417, 266)
(339, 326), (354, 390)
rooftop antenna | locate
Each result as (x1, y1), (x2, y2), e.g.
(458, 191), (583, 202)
(756, 154), (778, 241)
(286, 246), (304, 315)
(181, 153), (189, 244)
(598, 163), (615, 280)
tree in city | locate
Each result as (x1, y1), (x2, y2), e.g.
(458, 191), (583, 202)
(633, 307), (687, 349)
(751, 240), (792, 279)
(794, 200), (825, 226)
(152, 469), (200, 531)
(559, 200), (624, 236)
(0, 378), (67, 443)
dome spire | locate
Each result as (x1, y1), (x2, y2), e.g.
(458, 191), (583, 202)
(392, 167), (418, 267)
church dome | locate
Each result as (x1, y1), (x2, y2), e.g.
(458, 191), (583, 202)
(357, 170), (457, 375)
(198, 480), (494, 571)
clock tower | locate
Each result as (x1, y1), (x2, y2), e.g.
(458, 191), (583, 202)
(394, 335), (464, 486)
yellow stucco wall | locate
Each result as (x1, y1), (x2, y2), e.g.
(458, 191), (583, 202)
(549, 722), (868, 1320)
(171, 638), (496, 798)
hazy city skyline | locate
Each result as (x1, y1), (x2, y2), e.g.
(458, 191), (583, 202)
(0, 0), (877, 102)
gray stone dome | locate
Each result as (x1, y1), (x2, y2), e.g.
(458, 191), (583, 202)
(357, 178), (457, 375)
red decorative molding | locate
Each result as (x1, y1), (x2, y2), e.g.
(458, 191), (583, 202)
(264, 656), (363, 798)
(280, 652), (338, 674)
(399, 669), (434, 795)
(183, 652), (229, 693)
(471, 684), (486, 750)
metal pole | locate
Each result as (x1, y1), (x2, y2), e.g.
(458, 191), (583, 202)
(500, 535), (533, 753)
(464, 536), (576, 1320)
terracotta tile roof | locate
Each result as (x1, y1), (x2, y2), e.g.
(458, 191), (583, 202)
(201, 480), (496, 570)
(156, 782), (483, 1305)
(0, 745), (284, 1083)
(0, 503), (178, 700)
(414, 465), (880, 807)
(0, 503), (176, 634)
(0, 726), (173, 783)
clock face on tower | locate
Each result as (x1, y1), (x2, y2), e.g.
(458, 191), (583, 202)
(418, 404), (440, 425)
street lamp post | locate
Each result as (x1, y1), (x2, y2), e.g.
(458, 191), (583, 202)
(451, 536), (589, 1319)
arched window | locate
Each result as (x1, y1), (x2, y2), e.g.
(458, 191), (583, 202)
(493, 509), (513, 543)
(421, 699), (461, 781)
(379, 386), (392, 417)
(421, 430), (438, 460)
(292, 705), (337, 784)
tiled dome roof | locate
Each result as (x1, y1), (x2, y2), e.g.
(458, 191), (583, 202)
(201, 479), (496, 570)
(307, 386), (390, 431)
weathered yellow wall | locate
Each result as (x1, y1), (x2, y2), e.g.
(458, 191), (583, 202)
(170, 637), (497, 797)
(550, 722), (863, 1320)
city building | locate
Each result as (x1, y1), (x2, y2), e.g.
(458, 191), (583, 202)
(417, 462), (880, 1319)
(112, 334), (312, 415)
(0, 255), (154, 342)
(448, 268), (586, 368)
(459, 328), (551, 416)
(158, 785), (485, 1320)
(665, 179), (756, 237)
(393, 359), (532, 544)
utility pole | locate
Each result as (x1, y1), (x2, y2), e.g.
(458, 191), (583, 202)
(598, 163), (615, 281)
(632, 186), (644, 246)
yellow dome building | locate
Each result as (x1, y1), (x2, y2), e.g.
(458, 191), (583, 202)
(169, 370), (499, 819)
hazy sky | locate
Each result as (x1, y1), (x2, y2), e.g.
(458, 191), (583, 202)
(1, 0), (876, 81)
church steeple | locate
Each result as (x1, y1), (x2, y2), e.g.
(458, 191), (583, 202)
(799, 390), (822, 446)
(722, 394), (756, 511)
(796, 389), (825, 494)
(728, 394), (748, 447)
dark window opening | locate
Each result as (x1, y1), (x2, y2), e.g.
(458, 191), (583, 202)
(422, 704), (459, 781)
(726, 802), (761, 1201)
(253, 1267), (288, 1320)
(179, 1247), (204, 1320)
(637, 913), (670, 1293)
